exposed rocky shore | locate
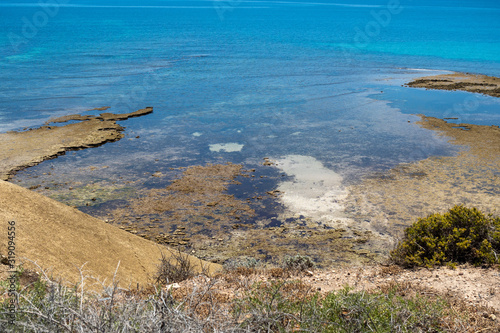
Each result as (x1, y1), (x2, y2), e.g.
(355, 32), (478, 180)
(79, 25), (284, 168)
(406, 72), (500, 97)
(0, 107), (153, 181)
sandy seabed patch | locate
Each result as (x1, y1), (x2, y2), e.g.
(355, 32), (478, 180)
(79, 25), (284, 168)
(209, 143), (244, 152)
(273, 155), (350, 226)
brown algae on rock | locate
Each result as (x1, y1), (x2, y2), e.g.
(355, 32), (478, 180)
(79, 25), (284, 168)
(127, 162), (254, 222)
(105, 163), (255, 245)
(99, 162), (382, 266)
(406, 73), (500, 97)
(344, 115), (500, 240)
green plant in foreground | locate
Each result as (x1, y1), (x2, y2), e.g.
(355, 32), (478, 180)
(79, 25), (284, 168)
(1, 271), (494, 332)
(235, 281), (451, 332)
(391, 205), (500, 268)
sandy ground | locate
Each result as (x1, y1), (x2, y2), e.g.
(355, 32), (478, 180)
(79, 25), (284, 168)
(406, 72), (500, 97)
(303, 265), (500, 312)
(274, 155), (350, 226)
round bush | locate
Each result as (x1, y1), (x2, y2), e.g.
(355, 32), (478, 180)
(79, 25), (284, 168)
(391, 205), (500, 268)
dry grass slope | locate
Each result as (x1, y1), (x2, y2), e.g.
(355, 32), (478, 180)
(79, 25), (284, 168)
(0, 179), (220, 289)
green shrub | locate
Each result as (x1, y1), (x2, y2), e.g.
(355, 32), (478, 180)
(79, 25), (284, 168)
(282, 254), (315, 272)
(391, 205), (500, 268)
(223, 256), (262, 271)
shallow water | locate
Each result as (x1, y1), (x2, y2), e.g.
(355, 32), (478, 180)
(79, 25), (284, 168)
(1, 1), (500, 263)
(3, 0), (499, 194)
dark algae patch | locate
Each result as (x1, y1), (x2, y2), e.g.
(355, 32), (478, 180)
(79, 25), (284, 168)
(119, 162), (255, 229)
(96, 162), (379, 266)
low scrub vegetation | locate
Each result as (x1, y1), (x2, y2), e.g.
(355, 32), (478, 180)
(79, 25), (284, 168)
(391, 205), (500, 268)
(2, 206), (500, 331)
(234, 281), (484, 332)
(1, 261), (498, 332)
(155, 249), (198, 285)
(281, 254), (315, 272)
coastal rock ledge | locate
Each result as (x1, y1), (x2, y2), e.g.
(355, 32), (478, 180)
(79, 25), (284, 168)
(0, 107), (153, 181)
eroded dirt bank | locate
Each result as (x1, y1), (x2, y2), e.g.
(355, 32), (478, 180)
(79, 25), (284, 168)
(0, 107), (153, 181)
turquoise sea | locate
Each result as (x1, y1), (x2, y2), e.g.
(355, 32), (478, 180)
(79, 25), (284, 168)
(1, 0), (499, 200)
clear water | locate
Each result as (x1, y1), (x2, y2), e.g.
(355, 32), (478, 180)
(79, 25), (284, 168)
(1, 0), (499, 184)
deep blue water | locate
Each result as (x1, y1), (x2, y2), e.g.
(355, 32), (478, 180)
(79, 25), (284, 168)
(1, 0), (499, 183)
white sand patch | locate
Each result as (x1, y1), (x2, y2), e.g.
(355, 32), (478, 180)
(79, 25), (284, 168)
(209, 143), (244, 153)
(274, 155), (351, 226)
(405, 68), (451, 73)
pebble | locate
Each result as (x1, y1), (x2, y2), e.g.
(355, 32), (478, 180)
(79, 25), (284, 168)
(165, 283), (180, 290)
